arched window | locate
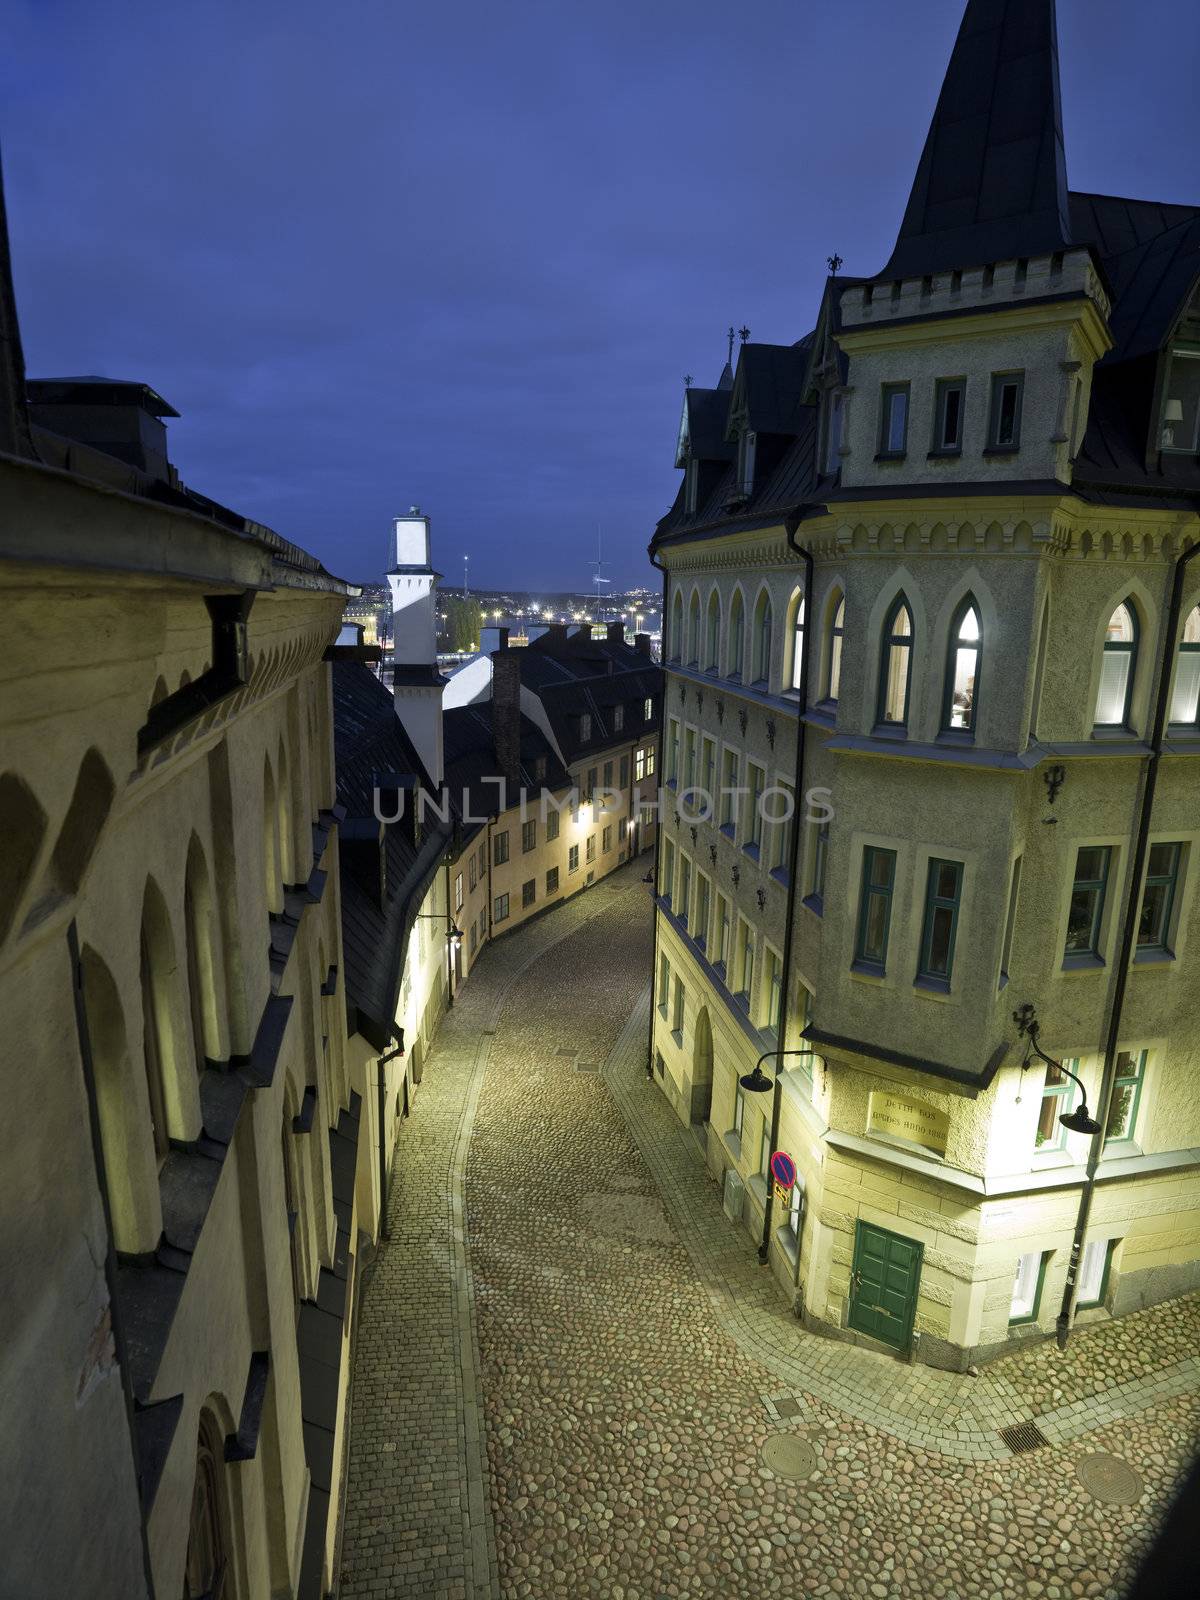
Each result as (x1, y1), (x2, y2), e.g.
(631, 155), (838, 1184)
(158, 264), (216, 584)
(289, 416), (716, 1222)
(752, 591), (773, 684)
(670, 592), (684, 661)
(825, 594), (845, 703)
(727, 591), (745, 679)
(1029, 595), (1050, 740)
(276, 741), (295, 888)
(140, 881), (186, 1164)
(281, 1110), (303, 1311)
(704, 591), (720, 671)
(263, 759), (282, 915)
(876, 596), (913, 727)
(787, 592), (805, 691)
(942, 599), (981, 734)
(184, 839), (219, 1073)
(1169, 604), (1200, 726)
(687, 590), (701, 666)
(1095, 600), (1138, 728)
(184, 1413), (229, 1599)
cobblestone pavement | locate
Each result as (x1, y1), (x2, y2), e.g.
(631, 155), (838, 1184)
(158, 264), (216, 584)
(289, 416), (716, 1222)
(343, 861), (1198, 1599)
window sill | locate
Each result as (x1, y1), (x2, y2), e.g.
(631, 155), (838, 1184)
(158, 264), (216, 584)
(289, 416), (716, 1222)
(724, 1130), (742, 1160)
(873, 451), (907, 463)
(802, 893), (824, 917)
(1061, 951), (1105, 973)
(1133, 947), (1175, 966)
(769, 867), (790, 889)
(671, 1029), (683, 1047)
(913, 974), (952, 998)
(719, 823), (736, 840)
(926, 447), (962, 460)
(870, 723), (908, 741)
(734, 993), (751, 1014)
(712, 961), (727, 981)
(850, 958), (886, 981)
(983, 444), (1021, 456)
(936, 728), (975, 746)
(1032, 1147), (1074, 1171)
(742, 843), (761, 863)
(1090, 725), (1135, 741)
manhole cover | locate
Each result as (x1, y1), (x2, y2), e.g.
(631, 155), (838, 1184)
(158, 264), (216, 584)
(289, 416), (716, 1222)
(760, 1434), (818, 1480)
(1076, 1453), (1143, 1504)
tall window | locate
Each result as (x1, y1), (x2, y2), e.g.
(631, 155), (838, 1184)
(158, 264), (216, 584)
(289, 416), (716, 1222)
(855, 847), (896, 970)
(694, 873), (710, 946)
(522, 819), (536, 853)
(737, 919), (755, 1006)
(494, 893), (510, 923)
(687, 591), (701, 665)
(825, 595), (844, 703)
(824, 390), (844, 473)
(1065, 845), (1111, 959)
(682, 728), (696, 793)
(671, 975), (685, 1035)
(660, 837), (674, 900)
(713, 893), (731, 971)
(493, 830), (509, 865)
(719, 749), (739, 832)
(1029, 595), (1051, 740)
(701, 735), (716, 797)
(139, 927), (171, 1166)
(738, 428), (757, 495)
(670, 593), (683, 661)
(1138, 842), (1182, 954)
(705, 590), (721, 671)
(1105, 1050), (1146, 1143)
(999, 855), (1022, 986)
(762, 945), (783, 1037)
(1036, 1060), (1077, 1151)
(657, 952), (671, 1015)
(1095, 601), (1138, 727)
(933, 378), (965, 452)
(942, 599), (981, 734)
(917, 858), (963, 987)
(184, 1416), (228, 1600)
(546, 809), (560, 842)
(745, 763), (765, 853)
(789, 593), (806, 691)
(809, 820), (829, 907)
(752, 591), (772, 684)
(1077, 1238), (1114, 1307)
(727, 591), (745, 678)
(1169, 605), (1200, 726)
(877, 597), (913, 727)
(879, 382), (909, 456)
(1009, 1251), (1047, 1324)
(678, 858), (691, 924)
(732, 1083), (745, 1141)
(666, 719), (680, 784)
(1160, 348), (1200, 453)
(988, 371), (1024, 448)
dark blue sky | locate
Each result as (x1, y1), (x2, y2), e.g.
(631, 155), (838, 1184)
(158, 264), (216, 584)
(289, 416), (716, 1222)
(4, 1), (1197, 590)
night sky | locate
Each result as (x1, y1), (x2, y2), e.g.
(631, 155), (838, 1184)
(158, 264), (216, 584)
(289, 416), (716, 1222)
(3, 1), (1197, 591)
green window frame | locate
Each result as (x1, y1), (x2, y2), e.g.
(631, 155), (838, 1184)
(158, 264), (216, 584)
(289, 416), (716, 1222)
(1104, 1050), (1146, 1144)
(1008, 1249), (1049, 1325)
(1137, 842), (1182, 954)
(745, 763), (765, 852)
(1065, 845), (1111, 960)
(1169, 604), (1200, 727)
(941, 598), (981, 736)
(855, 846), (896, 971)
(878, 382), (910, 457)
(876, 596), (914, 727)
(810, 820), (829, 907)
(917, 858), (963, 987)
(932, 378), (965, 454)
(825, 594), (845, 703)
(1094, 601), (1139, 729)
(1035, 1059), (1078, 1151)
(988, 370), (1024, 449)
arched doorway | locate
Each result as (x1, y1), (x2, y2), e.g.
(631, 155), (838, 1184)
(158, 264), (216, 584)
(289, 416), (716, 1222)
(690, 1007), (713, 1127)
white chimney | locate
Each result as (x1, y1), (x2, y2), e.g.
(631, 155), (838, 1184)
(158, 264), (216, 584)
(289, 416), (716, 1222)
(386, 508), (444, 786)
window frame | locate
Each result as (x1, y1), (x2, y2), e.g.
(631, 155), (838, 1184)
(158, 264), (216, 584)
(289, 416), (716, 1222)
(1168, 604), (1200, 728)
(1035, 1060), (1077, 1153)
(1076, 1238), (1115, 1308)
(1104, 1050), (1146, 1145)
(1094, 600), (1139, 731)
(545, 866), (559, 895)
(521, 878), (536, 908)
(824, 594), (844, 704)
(916, 857), (964, 989)
(493, 830), (509, 866)
(854, 846), (896, 973)
(987, 370), (1025, 450)
(493, 892), (510, 924)
(521, 818), (537, 854)
(932, 377), (966, 455)
(1137, 841), (1182, 956)
(941, 597), (981, 737)
(1064, 845), (1112, 963)
(877, 381), (910, 458)
(1009, 1249), (1049, 1325)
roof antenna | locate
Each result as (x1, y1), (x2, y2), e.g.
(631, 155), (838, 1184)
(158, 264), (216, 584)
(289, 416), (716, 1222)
(827, 253), (844, 275)
(726, 325), (736, 366)
(739, 325), (751, 346)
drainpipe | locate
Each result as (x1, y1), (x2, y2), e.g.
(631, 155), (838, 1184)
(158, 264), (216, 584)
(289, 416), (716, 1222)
(443, 858), (454, 1010)
(1055, 533), (1200, 1347)
(67, 921), (159, 1600)
(756, 513), (815, 1266)
(645, 546), (670, 1078)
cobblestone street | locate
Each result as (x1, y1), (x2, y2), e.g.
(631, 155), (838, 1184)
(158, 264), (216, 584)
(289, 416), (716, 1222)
(341, 862), (1199, 1599)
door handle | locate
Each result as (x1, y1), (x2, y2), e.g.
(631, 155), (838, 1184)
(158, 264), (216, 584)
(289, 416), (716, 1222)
(850, 1270), (862, 1294)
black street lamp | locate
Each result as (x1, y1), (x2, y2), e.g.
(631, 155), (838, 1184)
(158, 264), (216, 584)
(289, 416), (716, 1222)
(1012, 1003), (1102, 1136)
(739, 1048), (818, 1264)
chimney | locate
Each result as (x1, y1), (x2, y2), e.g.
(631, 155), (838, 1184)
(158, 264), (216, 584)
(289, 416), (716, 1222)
(546, 622), (568, 646)
(491, 648), (522, 789)
(635, 633), (652, 657)
(606, 621), (625, 644)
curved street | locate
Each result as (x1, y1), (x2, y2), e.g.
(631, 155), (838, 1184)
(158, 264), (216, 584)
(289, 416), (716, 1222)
(340, 862), (1198, 1600)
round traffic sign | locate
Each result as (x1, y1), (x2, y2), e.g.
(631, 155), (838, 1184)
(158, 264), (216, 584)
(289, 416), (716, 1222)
(769, 1150), (797, 1188)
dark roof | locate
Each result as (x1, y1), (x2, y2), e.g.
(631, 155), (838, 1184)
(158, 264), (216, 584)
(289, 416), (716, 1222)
(1069, 193), (1200, 364)
(442, 703), (569, 828)
(519, 632), (662, 761)
(730, 343), (811, 436)
(26, 376), (180, 416)
(684, 386), (736, 462)
(877, 0), (1072, 281)
(331, 661), (450, 1049)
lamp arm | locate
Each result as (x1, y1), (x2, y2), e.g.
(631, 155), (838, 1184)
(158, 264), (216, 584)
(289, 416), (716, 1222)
(1025, 1039), (1091, 1106)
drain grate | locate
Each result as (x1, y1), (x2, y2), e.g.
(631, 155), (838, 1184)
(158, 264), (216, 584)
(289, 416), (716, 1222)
(999, 1421), (1049, 1455)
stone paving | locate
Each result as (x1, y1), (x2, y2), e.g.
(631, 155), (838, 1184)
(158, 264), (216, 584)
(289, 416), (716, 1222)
(342, 860), (1199, 1599)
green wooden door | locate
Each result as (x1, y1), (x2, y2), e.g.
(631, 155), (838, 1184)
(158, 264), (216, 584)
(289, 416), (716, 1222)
(848, 1221), (922, 1351)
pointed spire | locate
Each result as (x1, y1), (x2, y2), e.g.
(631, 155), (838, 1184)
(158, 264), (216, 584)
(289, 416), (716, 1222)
(879, 0), (1072, 281)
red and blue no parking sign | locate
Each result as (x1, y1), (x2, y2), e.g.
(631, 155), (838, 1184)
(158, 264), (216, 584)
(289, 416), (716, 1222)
(769, 1150), (797, 1189)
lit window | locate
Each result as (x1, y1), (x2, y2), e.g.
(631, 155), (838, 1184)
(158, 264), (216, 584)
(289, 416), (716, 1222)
(942, 600), (981, 734)
(988, 371), (1024, 448)
(855, 847), (896, 970)
(1009, 1250), (1047, 1323)
(1160, 350), (1200, 453)
(727, 592), (745, 678)
(1077, 1238), (1113, 1307)
(1169, 605), (1200, 726)
(1094, 602), (1138, 728)
(1138, 842), (1182, 954)
(643, 696), (653, 722)
(825, 595), (844, 702)
(705, 592), (720, 670)
(879, 382), (909, 455)
(790, 594), (806, 691)
(934, 378), (965, 452)
(752, 591), (773, 684)
(546, 809), (560, 842)
(1065, 845), (1111, 960)
(876, 597), (913, 727)
(1105, 1050), (1145, 1144)
(1035, 1060), (1077, 1151)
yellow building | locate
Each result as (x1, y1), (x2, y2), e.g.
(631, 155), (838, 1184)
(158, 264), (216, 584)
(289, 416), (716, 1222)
(649, 0), (1200, 1369)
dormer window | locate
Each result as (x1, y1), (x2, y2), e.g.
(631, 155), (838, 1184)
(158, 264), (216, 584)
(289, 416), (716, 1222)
(613, 704), (624, 732)
(579, 713), (592, 742)
(737, 429), (757, 495)
(1161, 351), (1200, 454)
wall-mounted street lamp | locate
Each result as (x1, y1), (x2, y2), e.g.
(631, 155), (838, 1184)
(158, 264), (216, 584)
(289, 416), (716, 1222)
(739, 1048), (820, 1264)
(1012, 1002), (1102, 1135)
